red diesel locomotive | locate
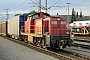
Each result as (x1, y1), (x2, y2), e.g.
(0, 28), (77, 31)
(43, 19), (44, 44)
(21, 12), (74, 49)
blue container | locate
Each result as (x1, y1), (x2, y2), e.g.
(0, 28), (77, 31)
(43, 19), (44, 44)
(20, 13), (28, 22)
(19, 13), (28, 32)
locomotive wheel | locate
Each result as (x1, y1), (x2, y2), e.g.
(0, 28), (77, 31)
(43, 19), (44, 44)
(41, 39), (45, 48)
(24, 38), (27, 43)
(33, 39), (36, 45)
(36, 41), (40, 47)
(36, 38), (41, 47)
(27, 41), (30, 44)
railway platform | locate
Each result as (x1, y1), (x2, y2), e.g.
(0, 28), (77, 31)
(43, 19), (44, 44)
(0, 37), (59, 60)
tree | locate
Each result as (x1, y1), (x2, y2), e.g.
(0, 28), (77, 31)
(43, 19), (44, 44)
(80, 11), (82, 17)
(14, 14), (21, 16)
(87, 16), (90, 20)
(57, 13), (59, 15)
(76, 12), (78, 18)
(28, 10), (37, 15)
(71, 8), (76, 23)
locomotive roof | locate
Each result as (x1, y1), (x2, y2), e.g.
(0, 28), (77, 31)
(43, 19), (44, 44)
(28, 12), (50, 16)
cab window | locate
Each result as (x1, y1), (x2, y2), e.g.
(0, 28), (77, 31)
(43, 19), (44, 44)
(61, 21), (66, 24)
(52, 21), (57, 24)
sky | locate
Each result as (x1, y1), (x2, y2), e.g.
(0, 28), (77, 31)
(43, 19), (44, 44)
(0, 0), (90, 21)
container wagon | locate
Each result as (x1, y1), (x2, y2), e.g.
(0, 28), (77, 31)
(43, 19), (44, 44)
(0, 21), (8, 36)
(8, 14), (28, 39)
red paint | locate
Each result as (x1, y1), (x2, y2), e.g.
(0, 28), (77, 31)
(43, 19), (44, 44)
(24, 16), (34, 34)
(43, 17), (66, 35)
(24, 21), (28, 33)
(39, 12), (43, 18)
(34, 18), (43, 34)
(24, 12), (67, 36)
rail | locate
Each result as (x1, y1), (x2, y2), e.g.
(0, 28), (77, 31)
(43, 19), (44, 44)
(1, 35), (90, 60)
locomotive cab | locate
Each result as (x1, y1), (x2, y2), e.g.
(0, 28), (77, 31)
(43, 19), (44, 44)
(43, 17), (74, 49)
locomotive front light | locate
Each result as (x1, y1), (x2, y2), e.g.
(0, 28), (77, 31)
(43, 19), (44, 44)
(71, 35), (74, 38)
(47, 35), (50, 37)
(70, 32), (74, 41)
(58, 18), (60, 20)
(70, 32), (74, 38)
(46, 32), (50, 37)
(70, 32), (74, 44)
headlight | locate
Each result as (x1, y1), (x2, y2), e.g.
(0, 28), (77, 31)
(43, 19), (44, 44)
(71, 35), (74, 37)
(47, 35), (50, 37)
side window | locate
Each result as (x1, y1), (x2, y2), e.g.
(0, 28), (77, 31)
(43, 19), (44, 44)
(61, 21), (66, 24)
(79, 23), (82, 26)
(52, 21), (57, 24)
(73, 23), (76, 26)
(86, 23), (90, 26)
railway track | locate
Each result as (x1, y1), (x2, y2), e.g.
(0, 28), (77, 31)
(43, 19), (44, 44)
(73, 43), (90, 49)
(74, 36), (90, 49)
(1, 35), (90, 60)
(49, 47), (90, 60)
(74, 36), (90, 41)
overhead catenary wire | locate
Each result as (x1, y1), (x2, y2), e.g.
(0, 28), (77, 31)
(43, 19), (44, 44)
(10, 0), (25, 10)
(71, 1), (90, 6)
(9, 0), (36, 12)
(12, 2), (31, 11)
(47, 0), (61, 9)
(30, 0), (45, 10)
(0, 14), (6, 20)
(1, 0), (89, 18)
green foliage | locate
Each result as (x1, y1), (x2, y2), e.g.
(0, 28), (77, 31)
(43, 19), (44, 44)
(71, 8), (76, 23)
(28, 10), (36, 15)
(87, 16), (90, 20)
(80, 11), (82, 17)
(76, 12), (78, 18)
(57, 13), (59, 15)
(15, 14), (21, 16)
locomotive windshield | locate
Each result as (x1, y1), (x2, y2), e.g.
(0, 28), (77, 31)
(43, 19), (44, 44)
(51, 21), (57, 24)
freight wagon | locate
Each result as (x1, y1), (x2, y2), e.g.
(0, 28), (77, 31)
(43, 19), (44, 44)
(8, 13), (28, 39)
(21, 12), (74, 49)
(0, 20), (8, 36)
(0, 22), (2, 35)
(67, 21), (90, 35)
